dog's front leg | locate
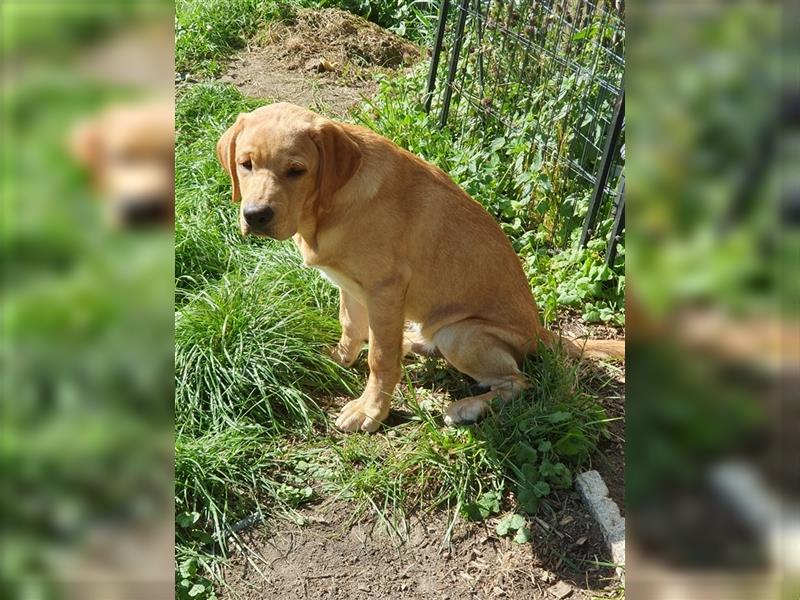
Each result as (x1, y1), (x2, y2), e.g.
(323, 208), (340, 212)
(335, 285), (405, 433)
(331, 289), (368, 367)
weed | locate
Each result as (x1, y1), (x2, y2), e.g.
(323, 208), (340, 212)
(495, 513), (532, 544)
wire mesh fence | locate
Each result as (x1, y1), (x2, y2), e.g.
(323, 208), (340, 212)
(424, 0), (625, 262)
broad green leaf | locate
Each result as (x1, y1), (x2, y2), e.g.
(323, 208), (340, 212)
(533, 481), (551, 497)
(554, 432), (586, 457)
(518, 487), (540, 514)
(496, 513), (526, 536)
(514, 527), (532, 544)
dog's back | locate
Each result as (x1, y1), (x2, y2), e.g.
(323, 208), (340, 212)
(338, 124), (544, 350)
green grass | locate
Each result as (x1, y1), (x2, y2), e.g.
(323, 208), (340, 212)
(175, 247), (359, 436)
(326, 348), (608, 521)
(176, 0), (294, 77)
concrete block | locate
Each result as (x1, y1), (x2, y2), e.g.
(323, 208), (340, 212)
(575, 470), (625, 574)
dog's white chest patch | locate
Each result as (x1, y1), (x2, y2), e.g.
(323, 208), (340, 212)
(316, 266), (365, 303)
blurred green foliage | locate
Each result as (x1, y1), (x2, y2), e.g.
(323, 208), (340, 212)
(628, 3), (780, 316)
(2, 7), (174, 595)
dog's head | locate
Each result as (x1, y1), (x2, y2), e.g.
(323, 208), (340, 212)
(216, 103), (362, 240)
(70, 100), (175, 228)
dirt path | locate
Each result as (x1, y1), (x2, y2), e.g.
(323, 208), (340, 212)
(220, 8), (420, 116)
(220, 497), (618, 600)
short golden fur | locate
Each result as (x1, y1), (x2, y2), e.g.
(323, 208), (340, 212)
(217, 102), (623, 432)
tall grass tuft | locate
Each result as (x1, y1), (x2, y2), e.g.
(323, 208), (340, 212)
(175, 243), (358, 436)
(326, 345), (608, 528)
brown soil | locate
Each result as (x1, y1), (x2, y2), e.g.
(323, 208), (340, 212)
(553, 310), (624, 342)
(219, 497), (619, 600)
(220, 8), (421, 116)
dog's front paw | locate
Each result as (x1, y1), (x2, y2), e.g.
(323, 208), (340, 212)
(335, 397), (389, 433)
(329, 342), (361, 368)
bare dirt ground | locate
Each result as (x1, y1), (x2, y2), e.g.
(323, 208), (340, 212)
(220, 497), (618, 600)
(554, 310), (624, 343)
(220, 8), (420, 116)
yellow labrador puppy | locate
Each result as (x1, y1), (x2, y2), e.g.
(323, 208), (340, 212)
(71, 99), (175, 228)
(217, 103), (623, 432)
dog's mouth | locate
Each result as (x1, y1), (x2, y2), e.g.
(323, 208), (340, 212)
(239, 219), (293, 241)
(240, 220), (268, 238)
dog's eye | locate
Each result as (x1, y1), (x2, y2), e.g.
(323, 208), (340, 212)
(239, 159), (252, 171)
(286, 165), (306, 178)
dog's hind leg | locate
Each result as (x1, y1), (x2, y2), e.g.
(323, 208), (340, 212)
(431, 320), (531, 425)
(402, 323), (440, 358)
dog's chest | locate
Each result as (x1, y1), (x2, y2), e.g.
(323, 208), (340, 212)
(316, 266), (366, 303)
(292, 235), (366, 302)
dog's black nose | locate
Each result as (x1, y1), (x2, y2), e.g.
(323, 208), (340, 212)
(120, 196), (169, 226)
(243, 205), (274, 229)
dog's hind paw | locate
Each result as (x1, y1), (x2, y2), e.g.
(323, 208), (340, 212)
(443, 392), (495, 426)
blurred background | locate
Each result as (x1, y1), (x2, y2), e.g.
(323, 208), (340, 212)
(626, 1), (797, 599)
(1, 1), (174, 598)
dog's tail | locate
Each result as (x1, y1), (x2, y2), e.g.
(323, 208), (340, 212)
(540, 329), (625, 361)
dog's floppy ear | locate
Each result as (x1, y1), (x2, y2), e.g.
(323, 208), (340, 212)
(216, 114), (246, 203)
(311, 121), (362, 214)
(69, 119), (101, 169)
(69, 118), (106, 191)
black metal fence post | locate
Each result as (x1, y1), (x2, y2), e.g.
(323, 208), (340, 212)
(424, 0), (451, 113)
(605, 175), (625, 268)
(438, 0), (470, 128)
(473, 0), (485, 96)
(579, 87), (625, 248)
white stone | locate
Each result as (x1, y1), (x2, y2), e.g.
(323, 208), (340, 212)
(575, 470), (625, 575)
